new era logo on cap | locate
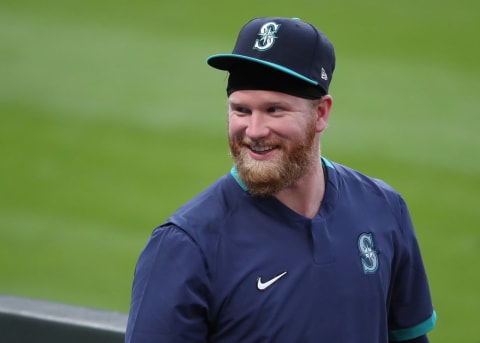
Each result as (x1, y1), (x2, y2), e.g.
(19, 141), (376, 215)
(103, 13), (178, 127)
(207, 17), (335, 95)
(321, 67), (328, 81)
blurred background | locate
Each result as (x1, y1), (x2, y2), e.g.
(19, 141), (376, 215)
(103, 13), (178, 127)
(0, 0), (478, 341)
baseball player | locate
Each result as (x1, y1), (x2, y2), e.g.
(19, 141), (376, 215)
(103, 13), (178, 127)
(126, 17), (436, 342)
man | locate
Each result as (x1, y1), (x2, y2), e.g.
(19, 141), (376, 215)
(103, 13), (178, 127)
(126, 17), (436, 342)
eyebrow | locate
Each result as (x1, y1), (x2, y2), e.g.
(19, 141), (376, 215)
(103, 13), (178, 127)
(228, 99), (290, 108)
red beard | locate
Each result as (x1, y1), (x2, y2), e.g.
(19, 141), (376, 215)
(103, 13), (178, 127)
(229, 118), (318, 196)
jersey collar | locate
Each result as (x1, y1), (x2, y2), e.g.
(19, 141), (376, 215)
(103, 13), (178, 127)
(229, 156), (338, 218)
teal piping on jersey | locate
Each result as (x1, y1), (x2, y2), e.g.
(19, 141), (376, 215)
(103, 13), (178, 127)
(230, 157), (334, 191)
(321, 156), (334, 169)
(388, 311), (437, 341)
(230, 165), (248, 191)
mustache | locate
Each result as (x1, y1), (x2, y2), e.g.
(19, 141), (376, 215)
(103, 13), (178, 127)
(233, 136), (282, 147)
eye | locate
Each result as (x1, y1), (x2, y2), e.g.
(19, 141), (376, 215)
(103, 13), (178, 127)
(231, 105), (251, 115)
(267, 107), (284, 115)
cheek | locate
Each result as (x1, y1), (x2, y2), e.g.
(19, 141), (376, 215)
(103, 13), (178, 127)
(228, 116), (245, 137)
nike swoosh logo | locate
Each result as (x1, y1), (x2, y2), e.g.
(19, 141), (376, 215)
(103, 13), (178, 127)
(256, 271), (287, 291)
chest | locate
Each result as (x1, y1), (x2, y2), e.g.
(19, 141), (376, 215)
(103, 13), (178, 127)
(207, 206), (398, 341)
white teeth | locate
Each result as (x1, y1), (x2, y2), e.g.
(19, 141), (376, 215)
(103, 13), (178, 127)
(251, 146), (273, 152)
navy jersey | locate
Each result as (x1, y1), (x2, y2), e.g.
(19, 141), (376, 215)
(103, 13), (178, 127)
(126, 158), (436, 342)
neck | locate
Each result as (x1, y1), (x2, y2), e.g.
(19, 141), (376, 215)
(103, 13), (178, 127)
(274, 158), (326, 219)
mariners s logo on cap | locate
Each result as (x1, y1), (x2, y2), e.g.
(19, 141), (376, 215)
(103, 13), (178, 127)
(253, 22), (281, 51)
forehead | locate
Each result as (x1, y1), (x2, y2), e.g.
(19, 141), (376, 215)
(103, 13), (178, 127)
(228, 90), (310, 108)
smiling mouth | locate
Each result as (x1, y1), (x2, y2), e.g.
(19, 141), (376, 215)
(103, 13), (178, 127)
(249, 145), (277, 154)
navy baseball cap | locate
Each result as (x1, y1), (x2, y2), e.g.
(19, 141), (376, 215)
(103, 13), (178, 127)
(207, 17), (336, 97)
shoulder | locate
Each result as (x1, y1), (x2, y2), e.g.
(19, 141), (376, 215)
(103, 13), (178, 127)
(161, 172), (247, 242)
(329, 160), (406, 217)
(170, 173), (241, 221)
(332, 161), (401, 196)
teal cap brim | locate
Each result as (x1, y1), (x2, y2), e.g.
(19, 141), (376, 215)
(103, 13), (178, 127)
(207, 54), (319, 86)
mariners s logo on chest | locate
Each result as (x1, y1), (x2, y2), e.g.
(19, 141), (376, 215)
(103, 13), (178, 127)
(358, 233), (379, 274)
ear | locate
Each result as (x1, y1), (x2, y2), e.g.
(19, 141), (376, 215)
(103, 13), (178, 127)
(315, 95), (333, 133)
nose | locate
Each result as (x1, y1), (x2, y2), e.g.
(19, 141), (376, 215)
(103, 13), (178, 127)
(245, 112), (270, 140)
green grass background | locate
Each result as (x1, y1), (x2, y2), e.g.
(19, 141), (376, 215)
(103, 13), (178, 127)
(1, 0), (478, 341)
